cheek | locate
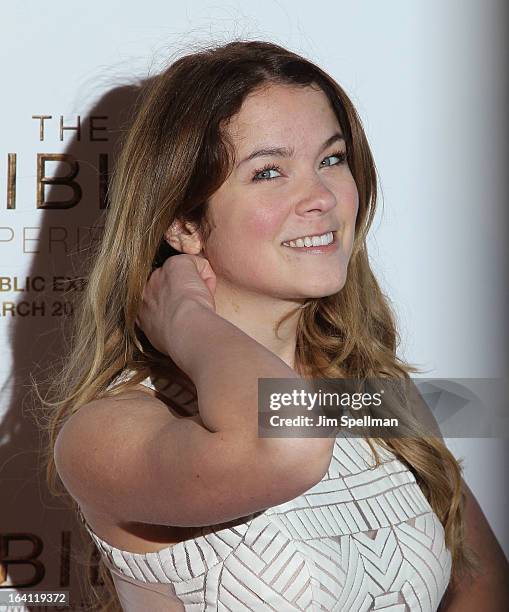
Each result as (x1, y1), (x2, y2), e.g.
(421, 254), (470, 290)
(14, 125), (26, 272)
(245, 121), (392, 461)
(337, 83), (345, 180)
(212, 210), (285, 287)
(244, 205), (284, 240)
(340, 179), (360, 221)
(204, 205), (281, 270)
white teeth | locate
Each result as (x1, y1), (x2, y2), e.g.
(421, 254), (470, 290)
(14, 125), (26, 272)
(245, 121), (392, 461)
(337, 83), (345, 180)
(282, 231), (334, 248)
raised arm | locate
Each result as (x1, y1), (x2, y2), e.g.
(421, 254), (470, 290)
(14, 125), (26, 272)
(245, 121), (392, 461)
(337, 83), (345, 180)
(55, 255), (334, 527)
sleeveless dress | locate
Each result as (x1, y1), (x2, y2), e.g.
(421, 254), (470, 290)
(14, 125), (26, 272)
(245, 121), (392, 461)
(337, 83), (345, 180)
(77, 372), (452, 611)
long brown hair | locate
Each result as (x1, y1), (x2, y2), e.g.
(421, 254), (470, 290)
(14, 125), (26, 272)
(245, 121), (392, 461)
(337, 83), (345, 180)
(34, 39), (479, 610)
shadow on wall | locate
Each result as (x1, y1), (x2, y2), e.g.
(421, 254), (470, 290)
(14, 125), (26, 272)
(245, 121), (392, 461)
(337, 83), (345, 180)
(0, 78), (154, 608)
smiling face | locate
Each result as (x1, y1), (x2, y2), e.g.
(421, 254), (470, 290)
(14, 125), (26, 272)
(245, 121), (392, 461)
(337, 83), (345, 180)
(201, 82), (359, 302)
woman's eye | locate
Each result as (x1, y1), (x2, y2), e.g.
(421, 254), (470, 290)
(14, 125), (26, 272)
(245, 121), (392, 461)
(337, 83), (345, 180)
(252, 165), (283, 182)
(251, 150), (347, 182)
(321, 150), (347, 167)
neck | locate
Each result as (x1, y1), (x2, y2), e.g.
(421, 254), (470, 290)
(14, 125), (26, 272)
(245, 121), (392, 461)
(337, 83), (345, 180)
(213, 281), (305, 371)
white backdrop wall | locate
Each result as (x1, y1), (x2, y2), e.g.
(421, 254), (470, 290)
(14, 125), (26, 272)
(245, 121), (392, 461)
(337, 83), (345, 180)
(1, 0), (507, 605)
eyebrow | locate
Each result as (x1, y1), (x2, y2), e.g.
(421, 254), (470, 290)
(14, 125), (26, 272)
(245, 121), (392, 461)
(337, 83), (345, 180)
(236, 131), (345, 168)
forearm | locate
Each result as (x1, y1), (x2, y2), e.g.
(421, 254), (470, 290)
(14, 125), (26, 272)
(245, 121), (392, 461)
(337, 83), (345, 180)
(168, 302), (334, 471)
(169, 301), (299, 434)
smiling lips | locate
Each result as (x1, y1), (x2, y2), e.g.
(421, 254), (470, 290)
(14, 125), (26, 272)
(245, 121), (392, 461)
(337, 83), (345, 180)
(282, 231), (335, 248)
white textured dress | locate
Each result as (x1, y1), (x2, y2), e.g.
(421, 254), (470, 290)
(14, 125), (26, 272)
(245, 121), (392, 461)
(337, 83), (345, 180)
(78, 374), (452, 611)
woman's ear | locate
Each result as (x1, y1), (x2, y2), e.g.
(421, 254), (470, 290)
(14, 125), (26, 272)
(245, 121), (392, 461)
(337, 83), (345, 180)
(164, 219), (203, 255)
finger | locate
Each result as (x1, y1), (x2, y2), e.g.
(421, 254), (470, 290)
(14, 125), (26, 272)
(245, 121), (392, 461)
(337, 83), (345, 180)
(193, 254), (214, 278)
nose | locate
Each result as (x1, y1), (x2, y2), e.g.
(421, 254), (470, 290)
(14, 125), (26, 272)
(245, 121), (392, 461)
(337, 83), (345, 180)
(294, 177), (337, 217)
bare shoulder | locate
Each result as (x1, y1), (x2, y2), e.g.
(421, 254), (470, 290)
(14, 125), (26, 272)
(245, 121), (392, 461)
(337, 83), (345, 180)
(54, 384), (203, 517)
(55, 380), (332, 529)
(64, 384), (182, 425)
(56, 385), (185, 455)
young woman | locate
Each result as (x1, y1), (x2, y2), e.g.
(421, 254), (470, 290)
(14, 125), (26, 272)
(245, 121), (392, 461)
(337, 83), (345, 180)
(42, 40), (507, 611)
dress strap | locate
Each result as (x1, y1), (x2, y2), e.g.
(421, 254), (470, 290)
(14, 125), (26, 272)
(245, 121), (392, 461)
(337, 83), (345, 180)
(76, 505), (88, 527)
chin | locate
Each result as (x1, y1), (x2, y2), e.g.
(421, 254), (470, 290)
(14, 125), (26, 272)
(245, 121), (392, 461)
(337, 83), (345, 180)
(293, 280), (346, 300)
(306, 288), (343, 299)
